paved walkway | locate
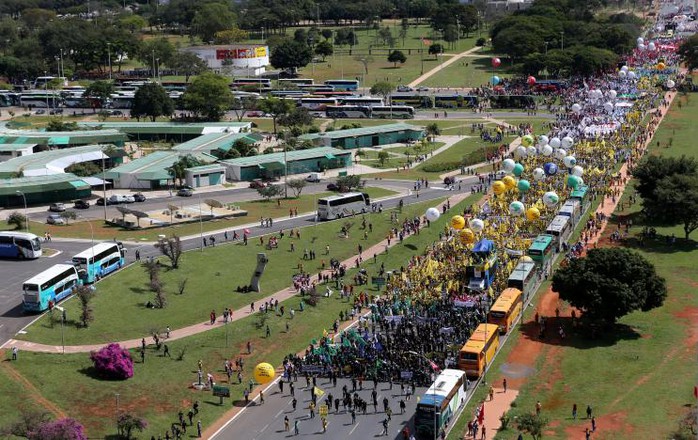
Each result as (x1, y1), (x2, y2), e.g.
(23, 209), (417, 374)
(408, 46), (482, 88)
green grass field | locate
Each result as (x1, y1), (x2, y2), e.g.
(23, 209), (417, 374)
(5, 194), (484, 439)
(420, 53), (512, 88)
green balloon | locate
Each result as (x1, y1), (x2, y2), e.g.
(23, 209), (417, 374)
(517, 179), (531, 192)
(567, 175), (580, 189)
(513, 163), (525, 177)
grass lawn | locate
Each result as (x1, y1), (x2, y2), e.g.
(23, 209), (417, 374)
(475, 91), (698, 439)
(420, 53), (512, 88)
(36, 187), (398, 242)
(20, 194), (444, 346)
(6, 194), (483, 439)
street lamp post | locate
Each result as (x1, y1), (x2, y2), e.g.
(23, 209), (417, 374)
(408, 350), (439, 440)
(15, 191), (28, 233)
(44, 70), (49, 109)
(107, 42), (112, 80)
(102, 155), (107, 221)
(196, 190), (204, 252)
(115, 393), (120, 434)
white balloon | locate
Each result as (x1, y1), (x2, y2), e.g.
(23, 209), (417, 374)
(620, 65), (629, 72)
(542, 145), (554, 156)
(571, 165), (584, 177)
(637, 37), (644, 45)
(628, 71), (637, 80)
(561, 136), (574, 149)
(555, 148), (567, 160)
(604, 102), (614, 113)
(619, 70), (627, 78)
(533, 167), (546, 181)
(515, 145), (527, 158)
(425, 207), (440, 222)
(563, 155), (576, 168)
(527, 146), (538, 157)
(469, 218), (484, 233)
(509, 201), (525, 216)
(648, 42), (656, 51)
(542, 191), (559, 208)
(667, 79), (675, 88)
(638, 43), (646, 51)
(571, 103), (582, 114)
(502, 158), (516, 172)
(608, 90), (617, 100)
(537, 135), (549, 146)
(549, 137), (561, 148)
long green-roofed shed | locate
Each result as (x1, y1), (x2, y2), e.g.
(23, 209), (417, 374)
(0, 144), (124, 178)
(77, 121), (253, 141)
(298, 123), (424, 149)
(0, 173), (91, 208)
(220, 147), (351, 181)
(105, 151), (217, 189)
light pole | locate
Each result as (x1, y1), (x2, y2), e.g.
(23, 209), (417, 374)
(15, 191), (28, 233)
(102, 155), (107, 221)
(408, 350), (438, 440)
(44, 70), (49, 109)
(560, 31), (564, 51)
(54, 305), (66, 354)
(115, 393), (120, 433)
(152, 50), (156, 80)
(196, 190), (204, 252)
(107, 42), (112, 80)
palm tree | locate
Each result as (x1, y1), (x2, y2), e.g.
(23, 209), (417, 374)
(425, 123), (441, 142)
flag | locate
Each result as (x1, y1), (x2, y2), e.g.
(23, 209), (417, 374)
(313, 386), (325, 397)
(428, 359), (440, 373)
(477, 404), (485, 424)
(694, 385), (698, 399)
(422, 37), (432, 46)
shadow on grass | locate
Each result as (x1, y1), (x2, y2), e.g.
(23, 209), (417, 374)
(619, 235), (697, 254)
(519, 317), (641, 349)
(78, 366), (132, 381)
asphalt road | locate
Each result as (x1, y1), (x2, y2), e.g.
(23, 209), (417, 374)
(0, 180), (480, 346)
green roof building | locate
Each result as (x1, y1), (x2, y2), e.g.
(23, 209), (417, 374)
(220, 147), (351, 181)
(298, 123), (424, 149)
(77, 121), (252, 142)
(0, 174), (91, 208)
(0, 145), (124, 178)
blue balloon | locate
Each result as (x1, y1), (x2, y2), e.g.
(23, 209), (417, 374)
(543, 162), (558, 176)
(491, 75), (501, 86)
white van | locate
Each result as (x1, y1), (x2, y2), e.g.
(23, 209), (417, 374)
(306, 172), (321, 182)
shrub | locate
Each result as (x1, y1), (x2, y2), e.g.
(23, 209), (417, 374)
(28, 418), (87, 440)
(90, 343), (134, 380)
(476, 37), (487, 46)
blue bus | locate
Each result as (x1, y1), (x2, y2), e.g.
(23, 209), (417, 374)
(71, 242), (126, 284)
(324, 79), (360, 91)
(414, 369), (467, 439)
(23, 264), (80, 312)
(0, 232), (42, 259)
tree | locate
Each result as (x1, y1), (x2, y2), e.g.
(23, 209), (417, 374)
(314, 41), (334, 61)
(377, 151), (390, 166)
(84, 81), (114, 112)
(131, 83), (174, 122)
(182, 72), (233, 121)
(154, 235), (183, 269)
(336, 175), (362, 191)
(28, 418), (87, 440)
(117, 414), (148, 440)
(118, 15), (148, 34)
(426, 122), (441, 141)
(89, 343), (134, 380)
(387, 50), (407, 68)
(257, 97), (296, 134)
(515, 413), (548, 440)
(204, 199), (223, 215)
(231, 96), (257, 122)
(74, 285), (95, 328)
(633, 155), (698, 239)
(552, 248), (667, 326)
(213, 28), (249, 45)
(167, 155), (203, 187)
(678, 34), (698, 71)
(7, 211), (26, 230)
(59, 211), (77, 225)
(257, 185), (283, 201)
(278, 107), (314, 130)
(191, 3), (236, 43)
(428, 43), (444, 59)
(169, 52), (207, 83)
(443, 24), (458, 49)
(287, 178), (308, 197)
(370, 81), (395, 104)
(2, 408), (52, 439)
(270, 40), (313, 72)
(321, 29), (333, 41)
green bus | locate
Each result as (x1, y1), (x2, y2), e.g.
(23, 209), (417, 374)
(391, 93), (433, 108)
(527, 234), (555, 265)
(570, 185), (589, 206)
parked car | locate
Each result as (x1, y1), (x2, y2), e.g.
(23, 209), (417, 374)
(35, 109), (46, 115)
(49, 108), (64, 115)
(306, 172), (321, 183)
(48, 203), (66, 212)
(397, 85), (413, 92)
(123, 195), (135, 203)
(46, 214), (65, 225)
(133, 193), (146, 202)
(249, 180), (267, 189)
(177, 188), (193, 197)
(326, 183), (339, 191)
(112, 110), (123, 116)
(108, 194), (128, 204)
(416, 86), (429, 92)
(73, 200), (90, 209)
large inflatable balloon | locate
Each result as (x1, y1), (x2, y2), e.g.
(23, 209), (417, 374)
(491, 57), (501, 68)
(637, 37), (644, 45)
(469, 218), (484, 233)
(492, 180), (506, 195)
(543, 162), (558, 176)
(566, 175), (583, 189)
(638, 43), (646, 51)
(667, 79), (675, 88)
(450, 215), (466, 230)
(561, 136), (574, 149)
(537, 135), (549, 146)
(459, 228), (475, 244)
(502, 158), (516, 173)
(563, 155), (577, 168)
(517, 179), (531, 193)
(542, 145), (554, 156)
(527, 146), (538, 157)
(620, 65), (629, 73)
(628, 71), (637, 80)
(571, 103), (582, 114)
(512, 163), (525, 177)
(527, 76), (536, 86)
(425, 207), (440, 222)
(608, 90), (617, 100)
(509, 201), (525, 216)
(254, 363), (275, 384)
(604, 102), (614, 113)
(571, 165), (584, 177)
(543, 191), (559, 208)
(502, 175), (516, 190)
(525, 207), (540, 221)
(521, 135), (534, 147)
(549, 137), (561, 148)
(533, 167), (546, 181)
(515, 145), (528, 158)
(619, 70), (627, 79)
(491, 75), (501, 86)
(657, 62), (666, 70)
(555, 148), (567, 160)
(648, 41), (656, 51)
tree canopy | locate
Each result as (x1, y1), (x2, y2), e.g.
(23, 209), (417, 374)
(131, 82), (174, 122)
(270, 40), (313, 71)
(182, 72), (233, 121)
(678, 34), (698, 71)
(552, 248), (667, 325)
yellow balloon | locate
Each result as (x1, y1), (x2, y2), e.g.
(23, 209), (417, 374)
(492, 181), (506, 195)
(253, 363), (275, 384)
(502, 175), (516, 190)
(525, 207), (540, 221)
(450, 215), (466, 230)
(521, 255), (534, 263)
(459, 228), (475, 244)
(657, 62), (665, 70)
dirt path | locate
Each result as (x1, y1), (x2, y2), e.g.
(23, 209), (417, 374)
(0, 352), (67, 419)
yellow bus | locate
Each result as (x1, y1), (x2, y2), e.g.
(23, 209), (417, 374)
(488, 288), (523, 334)
(458, 323), (500, 378)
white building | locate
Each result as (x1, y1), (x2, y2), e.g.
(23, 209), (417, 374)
(182, 45), (271, 77)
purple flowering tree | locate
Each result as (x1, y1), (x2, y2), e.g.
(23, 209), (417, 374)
(90, 343), (134, 380)
(28, 418), (87, 440)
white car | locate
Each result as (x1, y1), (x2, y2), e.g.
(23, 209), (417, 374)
(123, 195), (135, 203)
(47, 214), (65, 225)
(108, 194), (128, 204)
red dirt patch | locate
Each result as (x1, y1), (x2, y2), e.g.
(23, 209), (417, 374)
(674, 306), (698, 347)
(0, 354), (66, 419)
(565, 411), (632, 439)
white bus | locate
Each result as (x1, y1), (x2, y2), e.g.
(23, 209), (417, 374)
(546, 215), (573, 248)
(0, 232), (42, 259)
(325, 105), (371, 118)
(558, 199), (582, 225)
(339, 96), (384, 107)
(298, 97), (337, 110)
(72, 242), (126, 284)
(232, 78), (272, 90)
(414, 369), (467, 439)
(324, 79), (360, 91)
(278, 78), (314, 87)
(317, 192), (371, 220)
(507, 260), (537, 298)
(23, 264), (80, 312)
(371, 105), (415, 119)
(19, 91), (63, 108)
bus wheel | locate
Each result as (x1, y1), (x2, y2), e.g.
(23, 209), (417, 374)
(361, 208), (366, 214)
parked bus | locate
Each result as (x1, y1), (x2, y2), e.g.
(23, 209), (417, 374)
(371, 105), (415, 119)
(324, 79), (360, 91)
(277, 78), (314, 87)
(298, 97), (337, 110)
(558, 199), (582, 225)
(297, 84), (335, 93)
(458, 323), (499, 377)
(312, 90), (355, 98)
(109, 94), (134, 109)
(433, 94), (479, 108)
(0, 232), (42, 259)
(527, 234), (555, 265)
(391, 93), (433, 108)
(22, 264), (80, 312)
(317, 192), (370, 220)
(414, 369), (467, 439)
(71, 242), (126, 284)
(231, 78), (272, 90)
(507, 260), (537, 298)
(19, 91), (63, 108)
(488, 288), (523, 334)
(0, 91), (20, 107)
(546, 215), (573, 249)
(325, 105), (371, 119)
(569, 185), (589, 206)
(339, 96), (383, 107)
(270, 90), (307, 97)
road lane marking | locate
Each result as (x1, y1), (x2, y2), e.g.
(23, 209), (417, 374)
(349, 421), (360, 435)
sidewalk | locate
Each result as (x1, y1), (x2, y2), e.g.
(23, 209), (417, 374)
(4, 191), (474, 353)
